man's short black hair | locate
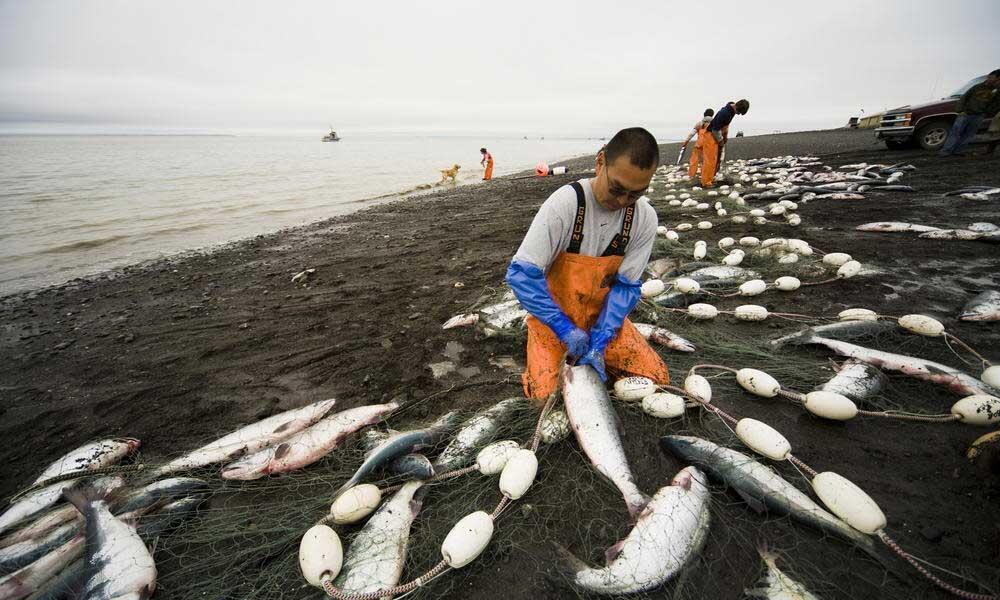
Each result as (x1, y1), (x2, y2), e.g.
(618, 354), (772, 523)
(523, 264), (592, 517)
(704, 108), (715, 117)
(604, 127), (659, 170)
(990, 69), (1000, 78)
(480, 147), (487, 153)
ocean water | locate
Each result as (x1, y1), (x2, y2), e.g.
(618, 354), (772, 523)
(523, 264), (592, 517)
(0, 133), (606, 294)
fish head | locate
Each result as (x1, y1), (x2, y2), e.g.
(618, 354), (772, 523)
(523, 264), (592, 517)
(220, 448), (274, 480)
(658, 435), (701, 461)
(431, 410), (464, 432)
(116, 437), (143, 453)
(671, 466), (710, 498)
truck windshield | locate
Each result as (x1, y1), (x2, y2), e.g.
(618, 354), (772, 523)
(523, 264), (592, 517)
(951, 76), (986, 97)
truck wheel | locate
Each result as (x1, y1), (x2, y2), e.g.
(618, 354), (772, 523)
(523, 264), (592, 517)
(884, 139), (911, 150)
(915, 120), (951, 151)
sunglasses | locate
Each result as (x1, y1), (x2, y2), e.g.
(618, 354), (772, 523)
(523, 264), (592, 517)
(602, 164), (648, 201)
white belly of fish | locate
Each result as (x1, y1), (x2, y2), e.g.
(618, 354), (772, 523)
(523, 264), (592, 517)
(335, 481), (423, 594)
(83, 509), (156, 599)
(574, 487), (710, 594)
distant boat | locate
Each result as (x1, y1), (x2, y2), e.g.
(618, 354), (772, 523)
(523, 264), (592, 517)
(322, 127), (341, 142)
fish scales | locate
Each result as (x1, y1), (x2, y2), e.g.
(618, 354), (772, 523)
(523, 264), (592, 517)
(0, 440), (139, 538)
(65, 485), (156, 600)
(433, 398), (523, 473)
(334, 411), (461, 497)
(333, 481), (424, 594)
(558, 467), (711, 594)
(221, 403), (398, 480)
(561, 365), (649, 517)
(660, 436), (878, 555)
(152, 398), (337, 477)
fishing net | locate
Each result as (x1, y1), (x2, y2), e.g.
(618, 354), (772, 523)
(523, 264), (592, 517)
(5, 156), (998, 600)
(81, 312), (991, 600)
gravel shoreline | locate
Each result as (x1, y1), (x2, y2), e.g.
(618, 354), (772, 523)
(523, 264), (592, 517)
(2, 127), (998, 600)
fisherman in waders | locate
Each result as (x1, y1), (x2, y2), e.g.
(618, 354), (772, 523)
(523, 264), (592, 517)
(681, 108), (715, 182)
(701, 99), (749, 187)
(480, 147), (494, 180)
(505, 127), (670, 402)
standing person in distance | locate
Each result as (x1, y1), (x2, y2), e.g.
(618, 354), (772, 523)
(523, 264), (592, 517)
(700, 99), (750, 187)
(681, 108), (715, 182)
(480, 147), (494, 180)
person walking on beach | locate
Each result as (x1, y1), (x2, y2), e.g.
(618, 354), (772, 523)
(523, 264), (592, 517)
(505, 127), (670, 401)
(480, 148), (494, 180)
(700, 99), (750, 187)
(939, 69), (1000, 157)
(681, 108), (715, 181)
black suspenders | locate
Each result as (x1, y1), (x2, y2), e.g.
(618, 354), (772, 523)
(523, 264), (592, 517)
(566, 181), (634, 257)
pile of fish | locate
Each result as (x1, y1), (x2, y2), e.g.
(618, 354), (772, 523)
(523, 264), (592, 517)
(326, 398), (531, 595)
(651, 157), (918, 218)
(0, 441), (207, 600)
(441, 290), (528, 335)
(772, 320), (1000, 397)
(221, 402), (398, 480)
(857, 221), (999, 243)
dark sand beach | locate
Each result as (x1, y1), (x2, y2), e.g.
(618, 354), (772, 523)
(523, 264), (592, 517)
(1, 128), (998, 599)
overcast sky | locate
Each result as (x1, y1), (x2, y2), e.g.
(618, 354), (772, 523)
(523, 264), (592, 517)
(1, 0), (997, 136)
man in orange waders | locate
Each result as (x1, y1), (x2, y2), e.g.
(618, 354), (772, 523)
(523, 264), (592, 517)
(701, 99), (749, 188)
(505, 127), (670, 401)
(682, 108), (715, 181)
(480, 147), (494, 180)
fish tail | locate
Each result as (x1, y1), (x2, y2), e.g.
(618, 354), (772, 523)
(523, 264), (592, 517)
(755, 541), (778, 568)
(549, 542), (588, 581)
(770, 328), (818, 347)
(330, 476), (361, 503)
(62, 480), (115, 516)
(626, 492), (652, 520)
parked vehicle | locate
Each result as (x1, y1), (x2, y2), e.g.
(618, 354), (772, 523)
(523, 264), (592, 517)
(875, 75), (992, 151)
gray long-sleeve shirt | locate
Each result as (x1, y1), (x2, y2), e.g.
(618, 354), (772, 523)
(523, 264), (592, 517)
(512, 178), (657, 283)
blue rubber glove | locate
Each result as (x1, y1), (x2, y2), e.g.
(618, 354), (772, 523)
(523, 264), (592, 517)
(506, 260), (590, 359)
(576, 349), (607, 381)
(577, 273), (642, 381)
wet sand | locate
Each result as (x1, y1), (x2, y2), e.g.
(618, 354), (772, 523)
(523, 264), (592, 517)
(1, 128), (998, 599)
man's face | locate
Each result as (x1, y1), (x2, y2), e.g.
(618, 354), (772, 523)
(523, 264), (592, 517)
(594, 152), (655, 210)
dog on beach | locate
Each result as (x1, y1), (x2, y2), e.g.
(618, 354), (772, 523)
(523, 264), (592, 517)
(439, 164), (461, 184)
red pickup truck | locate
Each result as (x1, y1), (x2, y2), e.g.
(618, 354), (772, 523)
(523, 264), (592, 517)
(875, 75), (993, 151)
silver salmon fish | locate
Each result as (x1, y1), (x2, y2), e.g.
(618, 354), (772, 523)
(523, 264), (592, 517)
(661, 436), (880, 558)
(333, 411), (461, 498)
(433, 397), (524, 473)
(818, 359), (885, 403)
(64, 484), (156, 600)
(632, 323), (696, 353)
(152, 398), (337, 477)
(358, 430), (435, 479)
(779, 331), (1000, 397)
(555, 466), (710, 595)
(960, 290), (1000, 322)
(333, 481), (424, 595)
(855, 222), (940, 233)
(746, 546), (820, 600)
(0, 439), (140, 537)
(221, 403), (397, 480)
(562, 365), (649, 518)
